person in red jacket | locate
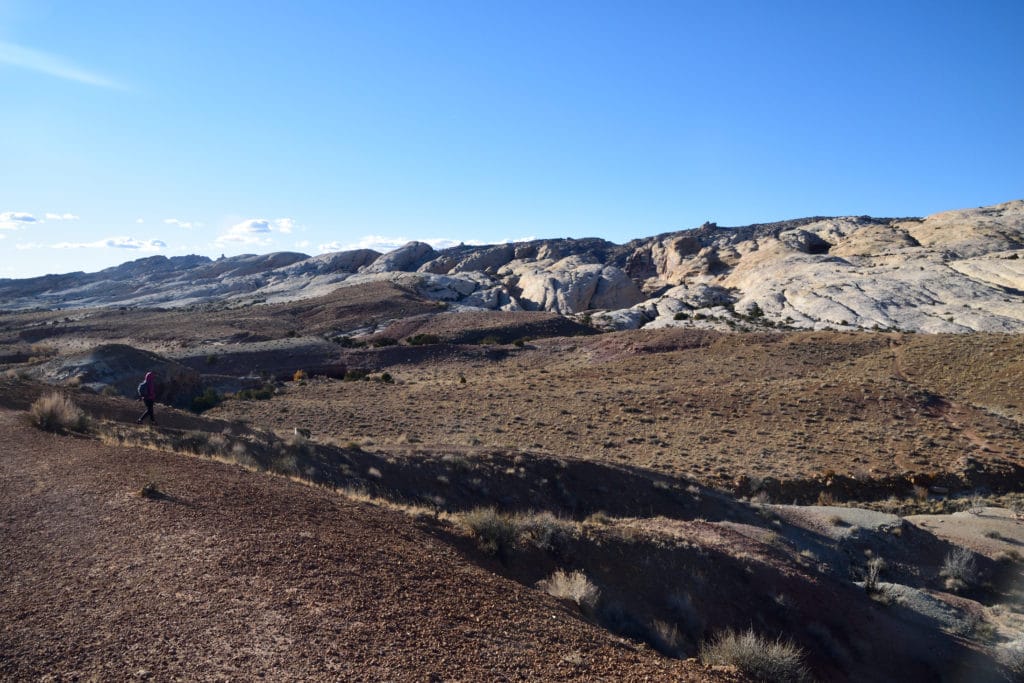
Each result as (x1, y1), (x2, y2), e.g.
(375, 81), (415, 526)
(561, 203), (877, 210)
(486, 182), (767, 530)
(136, 371), (157, 424)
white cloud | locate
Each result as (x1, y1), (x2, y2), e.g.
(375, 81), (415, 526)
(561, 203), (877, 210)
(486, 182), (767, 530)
(164, 218), (196, 229)
(51, 237), (167, 251)
(0, 40), (124, 89)
(0, 211), (38, 230)
(136, 218), (145, 224)
(215, 217), (294, 245)
(295, 240), (311, 249)
(316, 235), (486, 254)
(44, 212), (79, 221)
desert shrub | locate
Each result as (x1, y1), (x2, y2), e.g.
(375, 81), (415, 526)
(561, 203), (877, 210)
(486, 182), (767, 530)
(699, 629), (809, 683)
(461, 507), (518, 557)
(864, 557), (885, 594)
(190, 387), (222, 413)
(236, 383), (276, 400)
(101, 385), (119, 397)
(229, 441), (257, 468)
(370, 337), (397, 347)
(379, 372), (394, 384)
(674, 311), (690, 321)
(205, 353), (218, 365)
(478, 335), (502, 345)
(271, 452), (299, 476)
(519, 511), (574, 551)
(293, 369), (308, 382)
(334, 336), (365, 348)
(649, 619), (686, 657)
(538, 569), (600, 611)
(344, 369), (370, 381)
(406, 333), (441, 346)
(29, 392), (89, 433)
(941, 546), (978, 591)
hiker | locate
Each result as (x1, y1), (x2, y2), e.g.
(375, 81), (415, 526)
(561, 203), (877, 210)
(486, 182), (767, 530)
(136, 371), (157, 424)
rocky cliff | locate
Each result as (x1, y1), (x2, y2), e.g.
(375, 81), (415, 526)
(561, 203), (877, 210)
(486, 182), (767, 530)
(1, 200), (1022, 333)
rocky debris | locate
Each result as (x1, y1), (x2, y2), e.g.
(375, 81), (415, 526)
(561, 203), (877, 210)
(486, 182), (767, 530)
(1, 200), (1022, 333)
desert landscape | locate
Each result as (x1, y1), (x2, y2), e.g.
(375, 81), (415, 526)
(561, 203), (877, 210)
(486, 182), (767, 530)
(1, 201), (1023, 681)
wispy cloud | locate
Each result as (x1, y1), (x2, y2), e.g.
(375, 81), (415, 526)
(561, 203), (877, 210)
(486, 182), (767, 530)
(0, 40), (125, 89)
(317, 235), (486, 254)
(45, 212), (79, 221)
(216, 217), (294, 245)
(164, 218), (197, 229)
(0, 211), (38, 230)
(50, 237), (166, 250)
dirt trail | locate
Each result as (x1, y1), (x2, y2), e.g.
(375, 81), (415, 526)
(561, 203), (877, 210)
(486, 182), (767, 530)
(0, 410), (728, 681)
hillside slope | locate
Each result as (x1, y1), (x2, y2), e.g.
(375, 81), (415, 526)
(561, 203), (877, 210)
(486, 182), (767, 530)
(0, 409), (729, 681)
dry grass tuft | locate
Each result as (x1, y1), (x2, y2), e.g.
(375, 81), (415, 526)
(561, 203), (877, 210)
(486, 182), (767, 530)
(700, 628), (809, 683)
(29, 392), (89, 433)
(460, 507), (518, 557)
(940, 546), (978, 591)
(538, 569), (600, 611)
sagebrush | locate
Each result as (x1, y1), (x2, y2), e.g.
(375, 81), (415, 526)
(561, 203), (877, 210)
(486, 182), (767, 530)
(29, 392), (89, 433)
(700, 628), (809, 683)
(538, 569), (600, 611)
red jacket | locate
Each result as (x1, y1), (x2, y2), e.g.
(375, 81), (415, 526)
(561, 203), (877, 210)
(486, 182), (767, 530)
(142, 372), (157, 400)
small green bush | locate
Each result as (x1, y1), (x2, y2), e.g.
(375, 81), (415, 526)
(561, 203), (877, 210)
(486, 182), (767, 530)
(235, 383), (276, 400)
(29, 392), (89, 433)
(700, 629), (809, 683)
(335, 336), (365, 348)
(190, 387), (222, 413)
(406, 333), (441, 346)
(344, 369), (369, 381)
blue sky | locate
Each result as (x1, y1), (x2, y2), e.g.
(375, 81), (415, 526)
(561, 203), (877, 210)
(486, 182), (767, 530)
(1, 1), (1022, 279)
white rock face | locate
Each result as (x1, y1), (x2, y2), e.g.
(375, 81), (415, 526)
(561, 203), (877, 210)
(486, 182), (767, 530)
(1, 200), (1022, 334)
(499, 256), (644, 314)
(363, 241), (437, 274)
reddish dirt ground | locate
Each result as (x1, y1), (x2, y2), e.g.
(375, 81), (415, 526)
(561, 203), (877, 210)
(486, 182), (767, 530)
(0, 409), (737, 681)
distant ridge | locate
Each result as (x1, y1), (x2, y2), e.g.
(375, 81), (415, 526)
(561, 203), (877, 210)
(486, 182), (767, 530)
(2, 200), (1022, 333)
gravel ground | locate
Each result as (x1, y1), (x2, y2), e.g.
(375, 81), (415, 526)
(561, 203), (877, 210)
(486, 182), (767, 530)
(0, 409), (734, 681)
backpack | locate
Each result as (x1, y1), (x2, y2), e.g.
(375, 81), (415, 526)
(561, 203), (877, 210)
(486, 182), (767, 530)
(138, 381), (148, 398)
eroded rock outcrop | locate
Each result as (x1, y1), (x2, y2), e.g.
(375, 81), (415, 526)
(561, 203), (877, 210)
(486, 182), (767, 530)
(1, 201), (1022, 333)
